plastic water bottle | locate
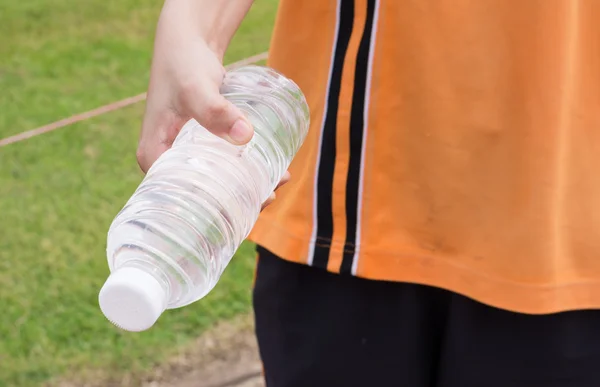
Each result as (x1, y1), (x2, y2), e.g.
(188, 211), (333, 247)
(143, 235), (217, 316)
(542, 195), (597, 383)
(98, 65), (309, 332)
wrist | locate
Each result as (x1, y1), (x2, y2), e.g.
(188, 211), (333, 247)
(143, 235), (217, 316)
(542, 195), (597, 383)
(161, 0), (252, 61)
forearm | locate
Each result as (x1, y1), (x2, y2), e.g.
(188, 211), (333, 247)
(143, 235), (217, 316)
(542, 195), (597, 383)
(159, 0), (254, 60)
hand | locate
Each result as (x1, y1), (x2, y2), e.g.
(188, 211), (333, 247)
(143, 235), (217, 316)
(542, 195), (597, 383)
(136, 0), (286, 212)
(136, 1), (254, 174)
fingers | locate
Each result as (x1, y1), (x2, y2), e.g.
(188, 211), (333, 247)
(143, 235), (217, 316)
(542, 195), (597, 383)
(136, 101), (189, 173)
(261, 171), (291, 211)
(276, 171), (291, 190)
(181, 87), (254, 145)
(136, 141), (167, 174)
(137, 85), (254, 174)
(261, 192), (276, 211)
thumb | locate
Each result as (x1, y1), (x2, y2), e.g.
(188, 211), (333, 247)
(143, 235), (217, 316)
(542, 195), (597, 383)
(188, 93), (254, 145)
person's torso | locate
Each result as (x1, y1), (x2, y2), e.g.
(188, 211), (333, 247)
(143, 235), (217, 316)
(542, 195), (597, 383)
(249, 0), (600, 313)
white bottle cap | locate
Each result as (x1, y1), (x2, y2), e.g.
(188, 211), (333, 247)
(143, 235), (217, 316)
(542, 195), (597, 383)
(98, 266), (167, 332)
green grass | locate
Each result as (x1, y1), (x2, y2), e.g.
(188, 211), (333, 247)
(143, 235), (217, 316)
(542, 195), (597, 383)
(0, 0), (276, 138)
(0, 0), (278, 385)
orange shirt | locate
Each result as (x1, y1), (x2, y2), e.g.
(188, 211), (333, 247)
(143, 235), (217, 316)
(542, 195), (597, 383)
(249, 0), (600, 314)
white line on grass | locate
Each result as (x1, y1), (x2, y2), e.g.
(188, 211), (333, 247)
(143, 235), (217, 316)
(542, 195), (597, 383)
(0, 52), (269, 148)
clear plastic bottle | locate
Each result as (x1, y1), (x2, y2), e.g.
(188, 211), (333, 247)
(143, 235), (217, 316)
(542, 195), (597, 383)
(98, 65), (310, 332)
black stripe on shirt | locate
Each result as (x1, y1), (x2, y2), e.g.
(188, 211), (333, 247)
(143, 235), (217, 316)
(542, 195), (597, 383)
(311, 0), (355, 269)
(340, 0), (376, 274)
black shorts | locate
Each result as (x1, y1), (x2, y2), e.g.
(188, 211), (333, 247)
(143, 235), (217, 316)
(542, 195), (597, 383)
(253, 246), (600, 387)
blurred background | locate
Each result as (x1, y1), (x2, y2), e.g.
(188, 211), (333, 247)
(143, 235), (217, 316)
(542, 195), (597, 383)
(0, 1), (278, 385)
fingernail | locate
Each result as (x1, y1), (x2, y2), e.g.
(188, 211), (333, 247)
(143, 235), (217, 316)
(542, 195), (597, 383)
(229, 119), (252, 144)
